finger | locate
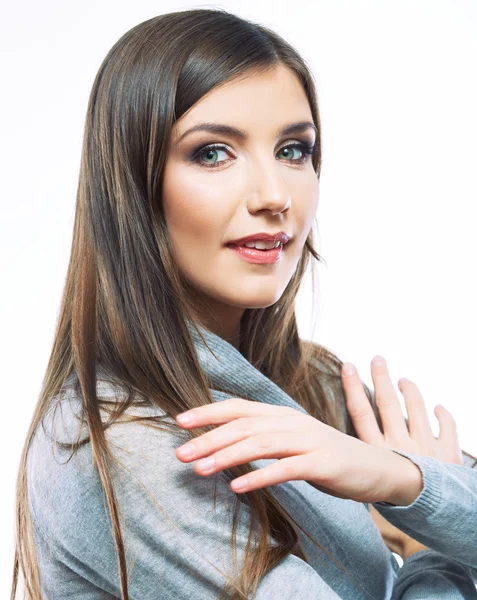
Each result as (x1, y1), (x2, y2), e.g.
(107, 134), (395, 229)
(176, 414), (308, 462)
(176, 398), (295, 427)
(434, 404), (464, 465)
(341, 363), (384, 445)
(371, 356), (410, 442)
(193, 427), (311, 477)
(230, 454), (313, 493)
(398, 378), (434, 441)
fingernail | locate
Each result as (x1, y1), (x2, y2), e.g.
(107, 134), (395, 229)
(231, 477), (248, 491)
(177, 443), (196, 457)
(177, 412), (194, 424)
(343, 363), (356, 376)
(372, 356), (386, 367)
(197, 457), (215, 472)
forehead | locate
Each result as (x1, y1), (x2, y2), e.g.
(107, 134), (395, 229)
(172, 65), (313, 141)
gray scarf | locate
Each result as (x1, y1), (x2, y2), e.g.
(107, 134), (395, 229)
(188, 322), (477, 471)
(188, 321), (310, 415)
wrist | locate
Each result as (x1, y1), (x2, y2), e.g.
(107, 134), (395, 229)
(385, 452), (423, 507)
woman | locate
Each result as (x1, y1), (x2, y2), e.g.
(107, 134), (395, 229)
(12, 8), (477, 600)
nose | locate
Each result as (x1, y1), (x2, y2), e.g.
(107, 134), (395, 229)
(256, 197), (291, 216)
(246, 164), (292, 216)
(246, 152), (292, 216)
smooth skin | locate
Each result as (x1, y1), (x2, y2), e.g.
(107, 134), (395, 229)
(163, 65), (319, 348)
(175, 355), (463, 558)
(162, 63), (463, 559)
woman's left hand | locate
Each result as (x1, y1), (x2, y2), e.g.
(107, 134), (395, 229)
(174, 383), (424, 504)
(341, 355), (464, 559)
(340, 355), (464, 466)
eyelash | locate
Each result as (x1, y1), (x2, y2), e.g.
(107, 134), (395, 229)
(189, 141), (317, 169)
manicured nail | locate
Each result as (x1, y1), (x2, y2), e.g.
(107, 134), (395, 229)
(372, 356), (386, 367)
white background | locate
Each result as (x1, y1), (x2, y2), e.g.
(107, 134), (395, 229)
(1, 0), (476, 596)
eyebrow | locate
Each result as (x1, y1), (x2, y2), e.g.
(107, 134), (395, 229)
(174, 120), (318, 145)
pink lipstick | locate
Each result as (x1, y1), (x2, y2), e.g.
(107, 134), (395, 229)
(226, 243), (284, 264)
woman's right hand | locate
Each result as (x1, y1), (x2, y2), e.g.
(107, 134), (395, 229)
(174, 357), (462, 507)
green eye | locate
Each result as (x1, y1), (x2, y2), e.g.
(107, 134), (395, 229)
(277, 146), (304, 161)
(197, 147), (230, 165)
(190, 141), (317, 169)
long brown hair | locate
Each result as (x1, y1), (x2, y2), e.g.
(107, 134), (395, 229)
(11, 8), (477, 600)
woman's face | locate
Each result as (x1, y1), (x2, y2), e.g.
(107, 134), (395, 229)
(162, 64), (319, 339)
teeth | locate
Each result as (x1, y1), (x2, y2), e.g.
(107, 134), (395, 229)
(244, 240), (281, 250)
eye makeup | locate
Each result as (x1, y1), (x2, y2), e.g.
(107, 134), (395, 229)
(187, 139), (318, 169)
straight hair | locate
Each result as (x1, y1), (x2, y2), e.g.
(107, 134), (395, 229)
(11, 8), (477, 600)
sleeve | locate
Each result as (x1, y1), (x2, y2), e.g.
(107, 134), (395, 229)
(29, 395), (477, 599)
(391, 550), (477, 600)
(347, 381), (477, 581)
(372, 447), (477, 594)
(372, 448), (477, 570)
(29, 399), (345, 600)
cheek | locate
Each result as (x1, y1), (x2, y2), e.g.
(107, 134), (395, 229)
(280, 178), (318, 264)
(162, 168), (232, 248)
(295, 177), (319, 235)
(161, 160), (319, 274)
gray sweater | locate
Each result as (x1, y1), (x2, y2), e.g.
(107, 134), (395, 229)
(27, 325), (477, 599)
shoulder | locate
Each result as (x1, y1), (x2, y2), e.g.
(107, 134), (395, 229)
(27, 377), (192, 537)
(26, 379), (282, 598)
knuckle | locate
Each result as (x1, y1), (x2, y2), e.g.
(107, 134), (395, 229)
(237, 418), (254, 437)
(258, 435), (273, 452)
(376, 397), (395, 409)
(280, 460), (300, 480)
(257, 434), (275, 453)
(348, 407), (370, 422)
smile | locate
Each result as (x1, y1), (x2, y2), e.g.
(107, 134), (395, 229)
(225, 243), (285, 264)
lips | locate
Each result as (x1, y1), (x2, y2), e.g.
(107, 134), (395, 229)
(227, 243), (284, 264)
(226, 231), (292, 247)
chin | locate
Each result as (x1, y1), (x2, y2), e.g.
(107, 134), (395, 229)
(223, 287), (286, 309)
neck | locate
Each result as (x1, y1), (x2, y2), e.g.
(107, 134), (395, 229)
(185, 286), (245, 350)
